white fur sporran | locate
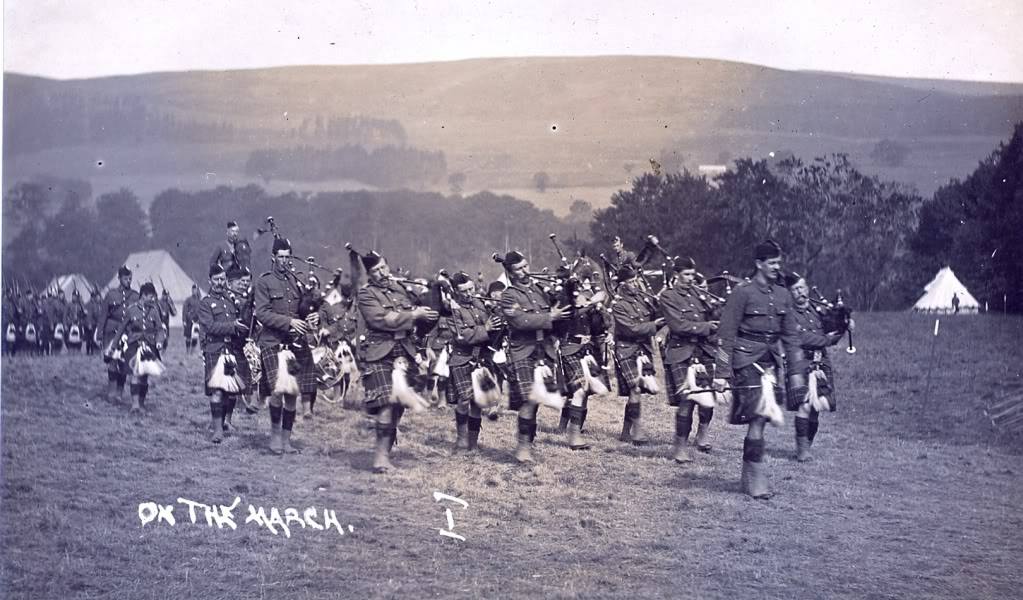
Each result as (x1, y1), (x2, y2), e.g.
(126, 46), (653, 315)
(391, 356), (430, 412)
(529, 363), (564, 409)
(273, 348), (300, 396)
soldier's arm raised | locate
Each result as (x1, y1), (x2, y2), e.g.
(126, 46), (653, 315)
(453, 308), (490, 346)
(357, 288), (415, 332)
(612, 300), (657, 338)
(500, 289), (552, 331)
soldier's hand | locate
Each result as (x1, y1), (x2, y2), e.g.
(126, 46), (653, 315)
(413, 307), (439, 321)
(486, 316), (503, 331)
(847, 318), (855, 332)
(712, 378), (728, 392)
(306, 312), (320, 327)
(234, 320), (249, 334)
(550, 304), (571, 321)
(709, 320), (720, 333)
(827, 332), (843, 345)
(289, 318), (310, 336)
(653, 317), (666, 328)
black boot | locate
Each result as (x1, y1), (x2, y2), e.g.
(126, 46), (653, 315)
(795, 416), (813, 462)
(454, 411), (469, 453)
(557, 405), (571, 433)
(671, 411), (693, 463)
(807, 412), (820, 446)
(568, 406), (590, 450)
(742, 438), (773, 499)
(467, 416), (482, 452)
(694, 406), (713, 452)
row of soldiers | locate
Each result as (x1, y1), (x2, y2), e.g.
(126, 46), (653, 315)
(96, 220), (848, 500)
(2, 284), (176, 357)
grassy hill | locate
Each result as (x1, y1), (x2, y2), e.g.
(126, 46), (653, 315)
(4, 56), (1022, 215)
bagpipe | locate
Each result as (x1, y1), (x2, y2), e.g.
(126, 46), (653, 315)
(810, 287), (856, 354)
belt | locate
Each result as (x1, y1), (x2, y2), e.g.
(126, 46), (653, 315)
(737, 330), (778, 344)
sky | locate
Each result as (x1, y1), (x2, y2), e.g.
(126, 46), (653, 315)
(3, 0), (1022, 82)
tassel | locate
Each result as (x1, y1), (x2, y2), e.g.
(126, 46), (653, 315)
(755, 368), (784, 426)
(273, 348), (300, 396)
(336, 340), (358, 376)
(807, 368), (831, 412)
(471, 366), (503, 408)
(433, 346), (450, 378)
(25, 323), (37, 343)
(67, 324), (82, 344)
(580, 355), (609, 395)
(529, 364), (565, 409)
(53, 323), (65, 341)
(391, 356), (430, 412)
(133, 343), (166, 378)
(684, 363), (716, 408)
(190, 322), (201, 342)
(491, 346), (507, 365)
(6, 324), (16, 343)
(637, 355), (659, 394)
(208, 353), (243, 393)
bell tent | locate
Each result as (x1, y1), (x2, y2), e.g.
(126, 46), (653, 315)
(104, 250), (197, 327)
(912, 267), (979, 314)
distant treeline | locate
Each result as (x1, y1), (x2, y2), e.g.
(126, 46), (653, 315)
(2, 184), (583, 290)
(243, 145), (447, 187)
(589, 122), (1023, 312)
(3, 84), (407, 154)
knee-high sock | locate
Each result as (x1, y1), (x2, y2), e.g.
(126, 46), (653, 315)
(282, 408), (297, 431)
(742, 438), (765, 463)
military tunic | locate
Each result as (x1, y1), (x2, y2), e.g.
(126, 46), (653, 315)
(500, 280), (558, 411)
(713, 279), (806, 424)
(357, 279), (424, 411)
(254, 269), (316, 396)
(111, 301), (164, 378)
(788, 303), (839, 412)
(660, 282), (719, 406)
(611, 284), (659, 396)
(446, 299), (494, 405)
(100, 286), (140, 372)
(198, 289), (248, 395)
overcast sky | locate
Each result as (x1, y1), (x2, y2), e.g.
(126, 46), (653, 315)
(4, 0), (1022, 82)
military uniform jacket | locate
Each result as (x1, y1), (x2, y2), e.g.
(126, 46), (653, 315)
(112, 302), (163, 346)
(612, 284), (658, 359)
(210, 239), (252, 272)
(449, 299), (493, 367)
(65, 301), (87, 327)
(254, 270), (307, 348)
(198, 290), (243, 355)
(357, 279), (420, 362)
(659, 283), (717, 365)
(791, 304), (837, 366)
(500, 280), (558, 363)
(318, 298), (361, 346)
(100, 286), (140, 342)
(713, 279), (806, 380)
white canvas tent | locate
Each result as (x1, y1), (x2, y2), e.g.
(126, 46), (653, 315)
(912, 267), (979, 314)
(46, 274), (98, 304)
(104, 250), (197, 327)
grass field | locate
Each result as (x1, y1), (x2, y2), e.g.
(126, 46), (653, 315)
(2, 312), (1022, 599)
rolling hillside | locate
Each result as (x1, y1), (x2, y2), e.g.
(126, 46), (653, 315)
(4, 56), (1022, 214)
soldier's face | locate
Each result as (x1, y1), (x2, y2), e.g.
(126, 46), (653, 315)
(756, 257), (783, 282)
(119, 275), (132, 288)
(239, 275), (252, 291)
(454, 281), (475, 304)
(508, 260), (529, 284)
(227, 227), (239, 242)
(677, 268), (696, 285)
(142, 292), (158, 305)
(273, 251), (293, 272)
(612, 238), (623, 253)
(369, 261), (390, 284)
(210, 272), (228, 293)
(789, 279), (809, 307)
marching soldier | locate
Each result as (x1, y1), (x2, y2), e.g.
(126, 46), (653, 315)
(446, 272), (502, 453)
(498, 251), (571, 463)
(108, 282), (165, 414)
(611, 265), (664, 445)
(210, 221), (252, 273)
(318, 282), (361, 405)
(65, 290), (88, 353)
(99, 267), (139, 401)
(228, 267), (261, 415)
(254, 237), (319, 455)
(182, 284), (203, 355)
(712, 240), (806, 499)
(198, 265), (250, 442)
(783, 272), (847, 462)
(356, 251), (438, 473)
(85, 291), (103, 355)
(158, 289), (176, 350)
(659, 257), (719, 463)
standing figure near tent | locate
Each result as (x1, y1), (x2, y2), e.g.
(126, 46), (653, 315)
(99, 267), (139, 401)
(498, 251), (570, 463)
(211, 221), (252, 273)
(783, 272), (849, 462)
(158, 289), (176, 350)
(199, 265), (250, 442)
(356, 250), (439, 473)
(712, 240), (806, 499)
(182, 285), (203, 355)
(64, 290), (87, 353)
(952, 292), (960, 314)
(611, 265), (664, 445)
(659, 257), (720, 463)
(254, 238), (319, 455)
(108, 282), (166, 414)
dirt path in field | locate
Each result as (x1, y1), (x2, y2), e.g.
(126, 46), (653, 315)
(2, 313), (1021, 599)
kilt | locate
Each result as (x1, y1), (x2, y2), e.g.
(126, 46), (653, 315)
(664, 352), (714, 407)
(786, 360), (837, 412)
(729, 359), (786, 425)
(203, 348), (251, 396)
(258, 343), (316, 397)
(447, 362), (476, 406)
(614, 349), (654, 397)
(507, 356), (545, 412)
